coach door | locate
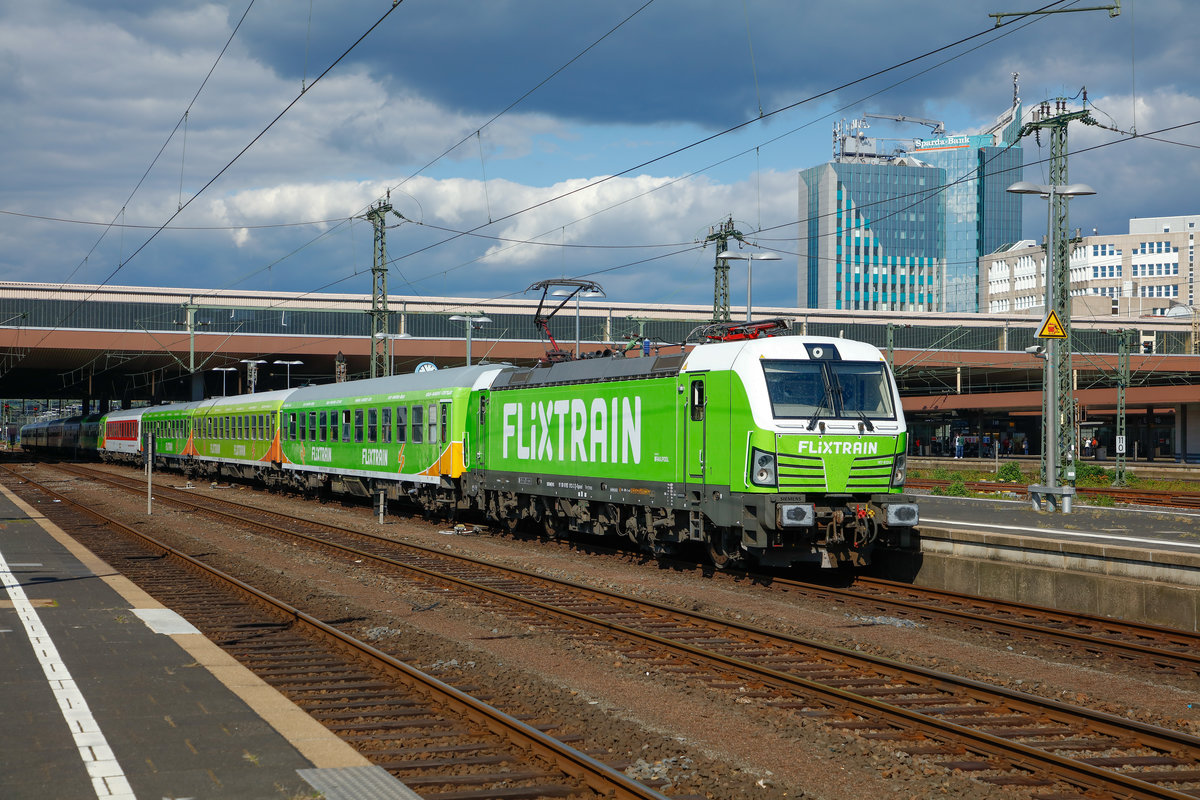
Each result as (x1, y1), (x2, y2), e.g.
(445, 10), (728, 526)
(437, 400), (454, 476)
(685, 375), (707, 487)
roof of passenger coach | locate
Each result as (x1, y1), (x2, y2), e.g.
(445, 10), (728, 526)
(282, 364), (510, 405)
(194, 388), (296, 413)
(101, 406), (153, 422)
(143, 400), (206, 418)
(682, 336), (886, 373)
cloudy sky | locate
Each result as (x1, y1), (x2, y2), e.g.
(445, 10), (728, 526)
(1, 0), (1196, 315)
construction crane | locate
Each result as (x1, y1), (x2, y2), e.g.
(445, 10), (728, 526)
(863, 112), (945, 137)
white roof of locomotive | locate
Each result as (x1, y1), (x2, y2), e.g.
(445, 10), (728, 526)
(682, 335), (886, 373)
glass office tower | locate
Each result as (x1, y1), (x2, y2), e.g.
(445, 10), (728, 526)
(911, 110), (1023, 312)
(798, 160), (946, 312)
(798, 104), (1023, 312)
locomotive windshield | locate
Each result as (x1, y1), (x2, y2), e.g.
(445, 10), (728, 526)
(761, 359), (894, 420)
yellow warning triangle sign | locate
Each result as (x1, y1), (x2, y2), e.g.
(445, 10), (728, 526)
(1036, 309), (1067, 339)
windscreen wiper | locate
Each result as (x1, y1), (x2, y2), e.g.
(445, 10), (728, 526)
(807, 370), (832, 431)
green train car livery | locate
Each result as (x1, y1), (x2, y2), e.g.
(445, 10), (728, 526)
(95, 330), (918, 568)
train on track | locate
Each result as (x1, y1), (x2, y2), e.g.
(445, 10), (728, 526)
(21, 319), (918, 568)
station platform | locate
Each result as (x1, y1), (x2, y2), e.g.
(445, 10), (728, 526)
(875, 491), (1200, 632)
(0, 482), (418, 800)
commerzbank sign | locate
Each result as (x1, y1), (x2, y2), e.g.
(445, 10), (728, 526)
(912, 134), (994, 152)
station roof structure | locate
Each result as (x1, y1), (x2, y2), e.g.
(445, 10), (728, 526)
(0, 282), (1196, 414)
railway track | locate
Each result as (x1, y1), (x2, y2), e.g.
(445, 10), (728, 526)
(26, 461), (1200, 799)
(763, 575), (1200, 678)
(3, 464), (670, 800)
(907, 479), (1200, 509)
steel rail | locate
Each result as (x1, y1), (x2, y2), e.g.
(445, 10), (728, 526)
(763, 574), (1200, 674)
(2, 465), (669, 800)
(45, 463), (1200, 799)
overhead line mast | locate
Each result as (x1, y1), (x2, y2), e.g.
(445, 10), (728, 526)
(1016, 99), (1099, 511)
(363, 194), (406, 379)
(703, 217), (747, 323)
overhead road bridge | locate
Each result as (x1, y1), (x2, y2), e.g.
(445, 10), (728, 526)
(0, 281), (1196, 457)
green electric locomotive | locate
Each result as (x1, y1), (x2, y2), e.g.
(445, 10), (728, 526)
(462, 324), (917, 568)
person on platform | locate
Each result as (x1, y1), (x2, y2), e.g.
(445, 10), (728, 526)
(954, 433), (964, 459)
(1022, 438), (1029, 456)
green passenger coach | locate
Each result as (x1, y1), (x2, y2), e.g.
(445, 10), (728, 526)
(276, 366), (506, 504)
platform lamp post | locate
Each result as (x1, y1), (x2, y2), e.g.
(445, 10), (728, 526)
(1007, 180), (1096, 513)
(552, 287), (605, 357)
(273, 360), (303, 389)
(717, 250), (782, 322)
(448, 315), (491, 365)
(213, 366), (237, 397)
(373, 332), (411, 376)
(240, 359), (267, 393)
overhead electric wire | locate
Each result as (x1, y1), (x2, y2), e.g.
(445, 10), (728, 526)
(379, 1), (1074, 281)
(6, 1), (410, 381)
(56, 0), (259, 289)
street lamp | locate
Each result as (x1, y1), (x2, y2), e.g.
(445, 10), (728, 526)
(718, 250), (782, 321)
(273, 359), (303, 388)
(552, 287), (606, 357)
(213, 366), (237, 397)
(1007, 180), (1096, 513)
(448, 315), (492, 365)
(240, 359), (267, 393)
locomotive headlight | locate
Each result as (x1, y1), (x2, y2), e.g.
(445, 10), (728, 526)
(891, 453), (907, 487)
(750, 448), (776, 487)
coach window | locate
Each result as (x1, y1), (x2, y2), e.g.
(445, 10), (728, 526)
(354, 409), (364, 443)
(367, 408), (378, 443)
(251, 415), (258, 441)
(396, 407), (407, 443)
(439, 402), (449, 444)
(411, 405), (423, 443)
(428, 404), (437, 444)
(318, 411), (327, 442)
(381, 408), (391, 443)
(308, 411), (317, 441)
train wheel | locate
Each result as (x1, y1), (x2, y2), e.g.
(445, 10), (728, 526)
(706, 528), (744, 570)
